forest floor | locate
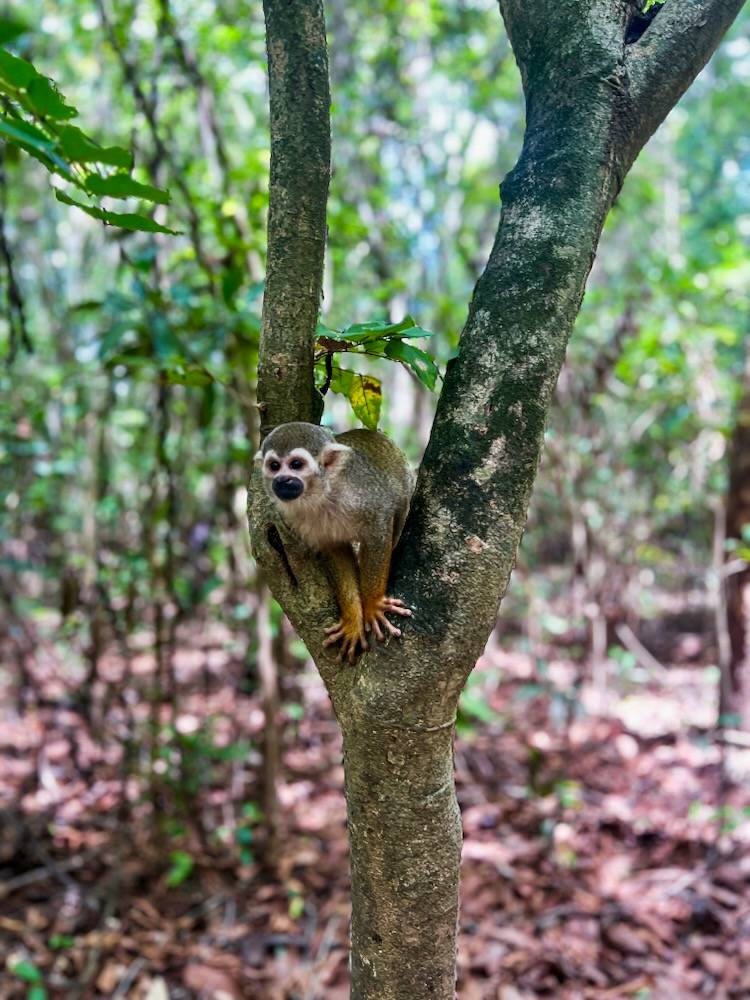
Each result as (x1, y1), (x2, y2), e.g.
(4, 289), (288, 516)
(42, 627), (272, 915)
(1, 611), (750, 999)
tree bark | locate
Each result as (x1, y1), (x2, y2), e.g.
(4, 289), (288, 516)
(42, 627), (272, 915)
(258, 0), (330, 434)
(342, 717), (461, 999)
(724, 347), (750, 729)
(248, 1), (746, 996)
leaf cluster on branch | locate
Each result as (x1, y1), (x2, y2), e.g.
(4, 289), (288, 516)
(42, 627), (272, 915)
(0, 20), (175, 235)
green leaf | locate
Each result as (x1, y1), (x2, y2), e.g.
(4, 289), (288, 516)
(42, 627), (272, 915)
(85, 172), (169, 205)
(28, 986), (48, 1000)
(166, 364), (213, 387)
(242, 801), (263, 822)
(0, 20), (28, 45)
(328, 367), (382, 429)
(384, 339), (439, 390)
(97, 320), (137, 360)
(55, 190), (179, 235)
(11, 960), (42, 983)
(165, 849), (195, 887)
(58, 125), (132, 168)
(339, 314), (418, 342)
(48, 934), (75, 951)
(221, 266), (243, 305)
(27, 76), (77, 119)
(0, 124), (76, 180)
(0, 115), (53, 153)
(388, 326), (434, 340)
(0, 49), (36, 87)
(459, 692), (498, 724)
(150, 317), (189, 362)
(69, 299), (104, 313)
(316, 320), (341, 337)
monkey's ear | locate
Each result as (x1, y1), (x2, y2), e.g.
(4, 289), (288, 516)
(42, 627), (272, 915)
(320, 442), (352, 471)
(253, 449), (263, 463)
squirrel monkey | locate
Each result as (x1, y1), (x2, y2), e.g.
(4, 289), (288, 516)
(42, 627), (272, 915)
(256, 422), (414, 661)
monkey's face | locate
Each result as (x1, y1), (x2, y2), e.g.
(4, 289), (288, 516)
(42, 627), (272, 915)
(259, 447), (318, 503)
(256, 440), (351, 512)
(256, 424), (352, 512)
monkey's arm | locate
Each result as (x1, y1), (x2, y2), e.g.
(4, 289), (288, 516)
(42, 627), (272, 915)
(322, 543), (367, 662)
(358, 518), (412, 642)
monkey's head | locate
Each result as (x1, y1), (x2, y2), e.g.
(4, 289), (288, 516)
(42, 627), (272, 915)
(255, 422), (352, 507)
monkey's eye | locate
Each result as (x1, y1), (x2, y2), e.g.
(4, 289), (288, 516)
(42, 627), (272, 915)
(289, 458), (305, 471)
(268, 460), (281, 473)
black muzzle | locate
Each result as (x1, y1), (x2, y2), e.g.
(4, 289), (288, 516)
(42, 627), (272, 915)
(272, 476), (304, 501)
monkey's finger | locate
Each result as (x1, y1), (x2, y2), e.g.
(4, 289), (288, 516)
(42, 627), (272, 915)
(370, 619), (385, 642)
(324, 621), (344, 635)
(381, 598), (413, 617)
(382, 613), (402, 636)
(346, 637), (363, 663)
(372, 614), (401, 639)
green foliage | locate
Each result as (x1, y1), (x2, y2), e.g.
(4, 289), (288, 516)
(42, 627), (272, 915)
(10, 960), (43, 983)
(236, 802), (263, 865)
(0, 33), (172, 234)
(47, 935), (75, 951)
(315, 315), (440, 427)
(165, 849), (196, 887)
(457, 673), (501, 736)
(151, 723), (252, 821)
(288, 887), (305, 920)
(10, 960), (47, 1000)
(325, 367), (383, 430)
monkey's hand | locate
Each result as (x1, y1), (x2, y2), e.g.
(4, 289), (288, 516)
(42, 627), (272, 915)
(323, 614), (368, 663)
(363, 595), (413, 643)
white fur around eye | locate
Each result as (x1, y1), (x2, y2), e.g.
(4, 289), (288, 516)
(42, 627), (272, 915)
(288, 448), (318, 472)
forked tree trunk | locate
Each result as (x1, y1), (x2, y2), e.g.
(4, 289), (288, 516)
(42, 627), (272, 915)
(248, 2), (746, 996)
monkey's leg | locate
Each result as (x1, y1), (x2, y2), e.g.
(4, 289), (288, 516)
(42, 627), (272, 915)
(359, 525), (413, 643)
(322, 544), (368, 663)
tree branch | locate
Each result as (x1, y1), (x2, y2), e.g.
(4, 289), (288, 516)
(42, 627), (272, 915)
(625, 0), (746, 160)
(257, 0), (331, 435)
(390, 0), (743, 698)
(248, 0), (344, 706)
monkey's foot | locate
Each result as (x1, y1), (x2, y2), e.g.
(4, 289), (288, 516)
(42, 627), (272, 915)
(364, 595), (413, 642)
(323, 618), (368, 663)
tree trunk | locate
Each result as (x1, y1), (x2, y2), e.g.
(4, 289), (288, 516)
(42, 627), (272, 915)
(342, 720), (461, 1000)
